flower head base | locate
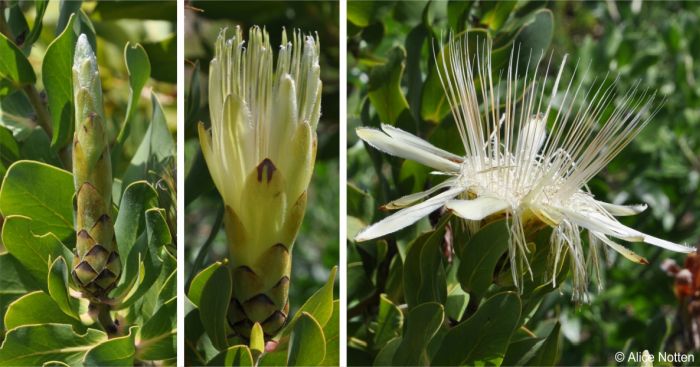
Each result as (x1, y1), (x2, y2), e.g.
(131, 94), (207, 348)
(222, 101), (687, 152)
(356, 36), (692, 300)
(199, 26), (321, 338)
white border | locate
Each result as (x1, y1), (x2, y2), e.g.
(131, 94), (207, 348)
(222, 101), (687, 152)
(339, 0), (348, 365)
(176, 0), (185, 365)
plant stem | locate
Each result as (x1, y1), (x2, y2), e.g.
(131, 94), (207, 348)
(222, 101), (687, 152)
(23, 84), (53, 136)
(95, 302), (118, 338)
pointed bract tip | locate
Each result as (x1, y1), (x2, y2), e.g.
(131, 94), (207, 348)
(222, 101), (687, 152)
(74, 34), (96, 66)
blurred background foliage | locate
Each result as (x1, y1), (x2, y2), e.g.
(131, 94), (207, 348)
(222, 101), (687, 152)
(183, 0), (339, 312)
(347, 1), (700, 366)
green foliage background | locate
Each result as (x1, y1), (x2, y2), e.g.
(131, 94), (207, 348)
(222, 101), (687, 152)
(183, 0), (340, 338)
(347, 1), (700, 366)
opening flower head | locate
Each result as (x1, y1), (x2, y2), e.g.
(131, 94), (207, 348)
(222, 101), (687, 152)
(199, 25), (322, 338)
(356, 35), (692, 300)
(199, 26), (321, 254)
(201, 25), (321, 215)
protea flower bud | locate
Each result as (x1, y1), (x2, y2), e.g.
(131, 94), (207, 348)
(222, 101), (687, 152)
(71, 34), (121, 301)
(198, 26), (321, 340)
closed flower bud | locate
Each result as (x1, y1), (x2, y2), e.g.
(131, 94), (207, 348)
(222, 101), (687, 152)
(71, 34), (120, 301)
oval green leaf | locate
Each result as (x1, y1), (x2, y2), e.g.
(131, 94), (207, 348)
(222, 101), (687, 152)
(83, 326), (138, 366)
(200, 264), (232, 350)
(432, 292), (522, 366)
(48, 256), (80, 319)
(0, 324), (105, 366)
(0, 160), (74, 242)
(392, 302), (444, 366)
(287, 312), (326, 367)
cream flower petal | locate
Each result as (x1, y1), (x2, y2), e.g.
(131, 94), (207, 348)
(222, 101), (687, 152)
(355, 187), (463, 242)
(445, 197), (510, 221)
(357, 127), (462, 173)
(380, 124), (464, 163)
(595, 201), (648, 216)
(590, 231), (648, 264)
(382, 178), (457, 210)
(563, 208), (693, 253)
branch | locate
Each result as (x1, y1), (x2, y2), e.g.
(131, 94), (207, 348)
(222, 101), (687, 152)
(23, 84), (53, 136)
(94, 302), (118, 338)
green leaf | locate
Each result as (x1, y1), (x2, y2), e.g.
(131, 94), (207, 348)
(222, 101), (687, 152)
(6, 4), (29, 49)
(0, 160), (74, 242)
(526, 322), (560, 366)
(146, 207), (172, 248)
(200, 263), (232, 350)
(4, 291), (84, 331)
(403, 218), (449, 308)
(158, 267), (177, 306)
(92, 1), (177, 21)
(207, 345), (254, 367)
(56, 1), (82, 35)
(374, 337), (402, 366)
(83, 326), (138, 366)
(347, 1), (381, 27)
(505, 8), (554, 61)
(367, 46), (412, 126)
(284, 266), (337, 335)
(43, 13), (80, 150)
(373, 294), (403, 350)
(0, 324), (106, 366)
(19, 127), (62, 166)
(321, 300), (340, 367)
(188, 261), (224, 308)
(392, 302), (445, 366)
(457, 219), (510, 298)
(480, 1), (516, 31)
(288, 312), (326, 367)
(141, 36), (176, 83)
(120, 93), (175, 193)
(0, 32), (36, 87)
(445, 286), (469, 321)
(0, 88), (33, 129)
(113, 207), (167, 309)
(447, 0), (474, 31)
(0, 125), (19, 178)
(502, 334), (543, 367)
(0, 253), (41, 331)
(24, 0), (49, 48)
(137, 298), (176, 361)
(114, 180), (158, 262)
(420, 29), (489, 124)
(113, 42), (151, 162)
(48, 256), (80, 319)
(1, 215), (72, 285)
(432, 292), (522, 366)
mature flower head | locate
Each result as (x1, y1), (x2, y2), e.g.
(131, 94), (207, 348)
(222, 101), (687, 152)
(356, 36), (692, 299)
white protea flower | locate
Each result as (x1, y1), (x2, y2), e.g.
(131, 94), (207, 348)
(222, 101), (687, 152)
(355, 36), (692, 300)
(198, 26), (321, 338)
